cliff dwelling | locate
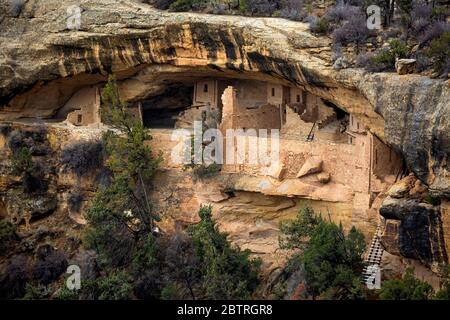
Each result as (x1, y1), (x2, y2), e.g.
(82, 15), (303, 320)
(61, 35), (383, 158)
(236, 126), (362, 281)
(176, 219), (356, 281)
(55, 86), (102, 127)
(133, 77), (405, 237)
(1, 0), (449, 301)
(42, 76), (404, 229)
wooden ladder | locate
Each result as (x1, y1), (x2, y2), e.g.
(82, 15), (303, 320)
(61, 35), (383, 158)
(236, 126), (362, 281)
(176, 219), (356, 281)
(361, 225), (384, 288)
(306, 122), (316, 141)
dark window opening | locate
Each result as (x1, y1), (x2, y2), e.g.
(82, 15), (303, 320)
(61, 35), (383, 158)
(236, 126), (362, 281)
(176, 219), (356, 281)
(322, 99), (348, 120)
(271, 88), (275, 97)
(77, 114), (82, 124)
(224, 189), (236, 198)
(203, 84), (208, 93)
(375, 148), (378, 165)
(357, 122), (359, 130)
(296, 95), (300, 103)
(142, 85), (194, 129)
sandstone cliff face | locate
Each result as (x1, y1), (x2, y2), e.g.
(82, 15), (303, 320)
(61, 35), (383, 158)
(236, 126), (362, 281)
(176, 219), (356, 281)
(0, 0), (449, 285)
(0, 0), (448, 197)
(380, 175), (449, 272)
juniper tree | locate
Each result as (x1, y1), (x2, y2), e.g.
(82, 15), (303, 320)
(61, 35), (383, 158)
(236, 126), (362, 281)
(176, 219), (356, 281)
(85, 75), (161, 268)
(279, 207), (366, 300)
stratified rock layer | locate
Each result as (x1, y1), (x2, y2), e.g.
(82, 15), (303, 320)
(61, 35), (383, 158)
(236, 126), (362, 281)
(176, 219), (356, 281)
(0, 0), (448, 197)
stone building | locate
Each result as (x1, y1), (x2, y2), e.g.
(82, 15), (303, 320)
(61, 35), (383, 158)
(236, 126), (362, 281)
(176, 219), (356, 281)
(61, 87), (101, 127)
(184, 78), (404, 230)
(56, 86), (143, 127)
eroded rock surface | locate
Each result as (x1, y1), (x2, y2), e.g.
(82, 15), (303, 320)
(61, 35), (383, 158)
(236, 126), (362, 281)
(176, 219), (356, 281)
(0, 0), (448, 197)
(380, 176), (449, 272)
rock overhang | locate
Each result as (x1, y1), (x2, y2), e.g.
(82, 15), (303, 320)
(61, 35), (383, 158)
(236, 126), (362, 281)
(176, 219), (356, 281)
(0, 0), (448, 196)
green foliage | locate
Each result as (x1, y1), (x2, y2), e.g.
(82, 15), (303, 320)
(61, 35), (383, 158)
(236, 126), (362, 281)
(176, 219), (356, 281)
(431, 6), (447, 21)
(84, 177), (136, 268)
(379, 267), (434, 300)
(10, 147), (34, 176)
(302, 223), (366, 299)
(161, 283), (178, 300)
(372, 39), (409, 70)
(279, 207), (366, 299)
(132, 235), (158, 272)
(184, 133), (221, 178)
(96, 271), (133, 300)
(188, 205), (261, 299)
(101, 76), (161, 184)
(396, 0), (413, 14)
(78, 271), (133, 300)
(9, 146), (45, 193)
(0, 220), (17, 255)
(169, 0), (204, 11)
(434, 267), (450, 300)
(425, 31), (450, 75)
(192, 163), (222, 178)
(279, 207), (319, 250)
(313, 17), (330, 34)
(56, 286), (79, 300)
(424, 194), (441, 206)
(85, 75), (161, 268)
(21, 283), (46, 300)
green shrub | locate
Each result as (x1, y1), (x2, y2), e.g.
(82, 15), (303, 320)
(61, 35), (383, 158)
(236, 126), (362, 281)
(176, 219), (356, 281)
(96, 271), (133, 300)
(424, 194), (441, 206)
(188, 205), (261, 299)
(379, 267), (434, 300)
(431, 6), (448, 21)
(77, 271), (133, 300)
(434, 267), (450, 300)
(21, 283), (46, 300)
(372, 39), (409, 71)
(279, 206), (318, 250)
(169, 0), (204, 11)
(278, 207), (366, 299)
(10, 146), (48, 193)
(313, 17), (330, 34)
(56, 285), (80, 300)
(161, 283), (178, 300)
(425, 31), (450, 76)
(10, 147), (34, 176)
(0, 220), (17, 255)
(192, 163), (221, 178)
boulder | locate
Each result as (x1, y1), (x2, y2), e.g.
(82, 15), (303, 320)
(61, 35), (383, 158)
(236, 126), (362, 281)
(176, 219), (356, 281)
(395, 59), (417, 75)
(332, 56), (349, 70)
(266, 162), (285, 180)
(380, 196), (446, 269)
(387, 174), (416, 198)
(317, 172), (330, 183)
(296, 157), (323, 178)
